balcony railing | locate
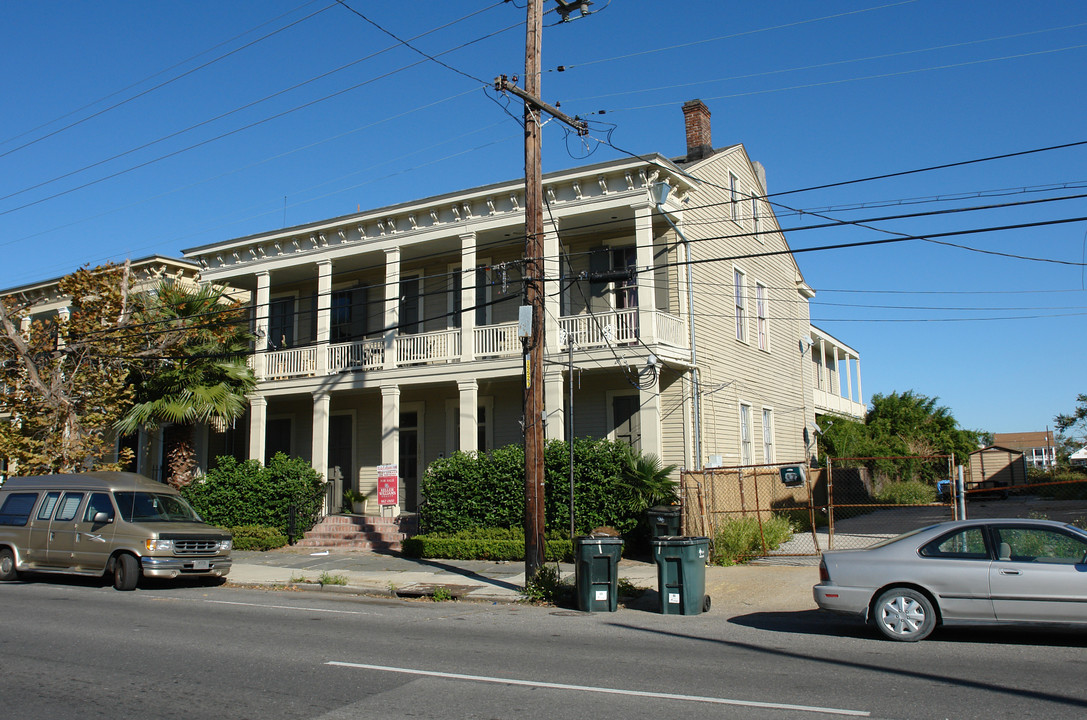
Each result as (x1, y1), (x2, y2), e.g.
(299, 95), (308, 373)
(813, 387), (867, 419)
(259, 308), (687, 380)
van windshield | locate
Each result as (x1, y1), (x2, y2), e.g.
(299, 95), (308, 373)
(113, 492), (204, 523)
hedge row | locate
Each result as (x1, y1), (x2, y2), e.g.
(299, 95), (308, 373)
(419, 438), (638, 535)
(402, 528), (575, 562)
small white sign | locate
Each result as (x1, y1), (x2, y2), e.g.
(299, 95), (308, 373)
(595, 590), (608, 601)
(669, 592), (681, 604)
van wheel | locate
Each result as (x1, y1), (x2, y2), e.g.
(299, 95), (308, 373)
(113, 554), (140, 591)
(0, 548), (18, 581)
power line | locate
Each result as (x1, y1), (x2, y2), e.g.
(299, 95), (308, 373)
(0, 3), (339, 161)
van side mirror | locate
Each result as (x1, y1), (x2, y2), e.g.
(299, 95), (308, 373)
(93, 512), (114, 524)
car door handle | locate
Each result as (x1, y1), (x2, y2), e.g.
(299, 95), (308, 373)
(1000, 569), (1021, 575)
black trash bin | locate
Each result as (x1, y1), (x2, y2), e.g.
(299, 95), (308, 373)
(574, 536), (624, 612)
(651, 536), (711, 615)
(647, 505), (682, 538)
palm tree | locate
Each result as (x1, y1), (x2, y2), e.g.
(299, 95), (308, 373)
(116, 281), (256, 487)
(616, 446), (679, 512)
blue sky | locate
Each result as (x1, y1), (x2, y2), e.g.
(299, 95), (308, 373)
(2, 1), (1085, 437)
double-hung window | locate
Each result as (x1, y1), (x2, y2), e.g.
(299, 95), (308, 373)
(734, 268), (747, 342)
(756, 282), (769, 351)
(740, 404), (753, 465)
(762, 408), (775, 463)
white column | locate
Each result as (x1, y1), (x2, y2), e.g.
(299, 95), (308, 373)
(248, 395), (267, 464)
(254, 271), (270, 379)
(458, 379), (478, 452)
(856, 356), (863, 410)
(19, 316), (30, 338)
(381, 385), (400, 466)
(55, 307), (70, 348)
(845, 354), (854, 403)
(542, 217), (561, 354)
(311, 391), (330, 480)
(316, 260), (332, 375)
(634, 203), (657, 343)
(460, 233), (476, 363)
(384, 248), (400, 370)
(544, 370), (565, 441)
(639, 385), (663, 459)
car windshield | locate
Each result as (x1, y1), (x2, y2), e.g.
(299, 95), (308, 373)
(113, 492), (203, 523)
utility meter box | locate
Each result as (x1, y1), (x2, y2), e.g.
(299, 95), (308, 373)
(779, 465), (806, 487)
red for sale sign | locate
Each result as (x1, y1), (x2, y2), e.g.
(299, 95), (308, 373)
(377, 464), (399, 507)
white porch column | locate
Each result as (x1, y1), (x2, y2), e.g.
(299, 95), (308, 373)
(56, 307), (69, 348)
(384, 248), (400, 370)
(543, 217), (560, 354)
(311, 391), (330, 480)
(316, 260), (332, 375)
(248, 395), (267, 464)
(19, 316), (30, 339)
(855, 356), (863, 409)
(381, 385), (401, 517)
(544, 370), (565, 441)
(254, 271), (270, 379)
(845, 353), (854, 403)
(381, 385), (400, 466)
(458, 379), (478, 452)
(460, 232), (476, 363)
(639, 385), (663, 459)
(634, 203), (657, 343)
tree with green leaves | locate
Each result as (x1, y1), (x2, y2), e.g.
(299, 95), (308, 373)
(1056, 394), (1087, 439)
(818, 390), (982, 483)
(116, 281), (255, 487)
(0, 263), (140, 474)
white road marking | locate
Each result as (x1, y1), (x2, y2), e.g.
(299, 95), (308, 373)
(204, 599), (379, 616)
(326, 661), (871, 716)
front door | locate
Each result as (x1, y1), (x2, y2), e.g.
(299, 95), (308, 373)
(71, 492), (117, 571)
(612, 395), (641, 450)
(399, 410), (420, 512)
(328, 414), (354, 511)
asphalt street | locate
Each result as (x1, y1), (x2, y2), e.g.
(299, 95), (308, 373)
(2, 576), (1086, 719)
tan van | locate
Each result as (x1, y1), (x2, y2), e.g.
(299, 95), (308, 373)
(0, 472), (231, 590)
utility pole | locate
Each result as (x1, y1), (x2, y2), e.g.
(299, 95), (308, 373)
(496, 0), (586, 581)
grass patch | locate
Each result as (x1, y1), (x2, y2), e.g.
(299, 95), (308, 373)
(874, 480), (937, 505)
(711, 515), (793, 566)
(318, 571), (348, 586)
(520, 564), (573, 605)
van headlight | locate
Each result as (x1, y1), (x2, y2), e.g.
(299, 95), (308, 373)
(219, 539), (232, 552)
(145, 539), (173, 552)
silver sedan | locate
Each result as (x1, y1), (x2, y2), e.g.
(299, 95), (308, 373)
(814, 518), (1087, 641)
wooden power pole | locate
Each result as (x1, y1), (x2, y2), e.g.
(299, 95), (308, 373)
(496, 0), (586, 581)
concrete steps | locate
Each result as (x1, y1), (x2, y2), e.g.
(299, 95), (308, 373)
(296, 514), (418, 551)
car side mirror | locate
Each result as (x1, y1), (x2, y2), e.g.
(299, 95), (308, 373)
(93, 512), (114, 524)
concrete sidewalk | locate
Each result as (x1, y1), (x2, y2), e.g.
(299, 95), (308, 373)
(227, 547), (820, 615)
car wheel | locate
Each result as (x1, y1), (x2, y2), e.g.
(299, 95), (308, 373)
(873, 587), (935, 642)
(113, 554), (140, 591)
(0, 547), (18, 581)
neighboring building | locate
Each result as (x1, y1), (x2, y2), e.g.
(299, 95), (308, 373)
(967, 445), (1027, 490)
(1070, 446), (1087, 468)
(0, 257), (212, 480)
(992, 431), (1057, 470)
(180, 100), (862, 513)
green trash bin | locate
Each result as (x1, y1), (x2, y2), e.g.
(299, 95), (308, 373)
(574, 536), (624, 612)
(651, 536), (711, 615)
(647, 505), (682, 538)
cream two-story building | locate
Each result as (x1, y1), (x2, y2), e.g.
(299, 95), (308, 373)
(177, 100), (864, 513)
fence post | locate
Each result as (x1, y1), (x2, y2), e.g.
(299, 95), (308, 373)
(827, 457), (835, 551)
(956, 464), (967, 520)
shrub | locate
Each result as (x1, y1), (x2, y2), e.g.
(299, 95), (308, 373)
(182, 453), (325, 537)
(521, 564), (573, 605)
(874, 480), (937, 505)
(228, 524), (288, 551)
(711, 515), (793, 566)
(402, 527), (574, 561)
(418, 439), (641, 536)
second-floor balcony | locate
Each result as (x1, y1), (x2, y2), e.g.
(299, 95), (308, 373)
(258, 307), (688, 380)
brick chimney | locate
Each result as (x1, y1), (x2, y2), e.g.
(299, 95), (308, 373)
(683, 99), (712, 162)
